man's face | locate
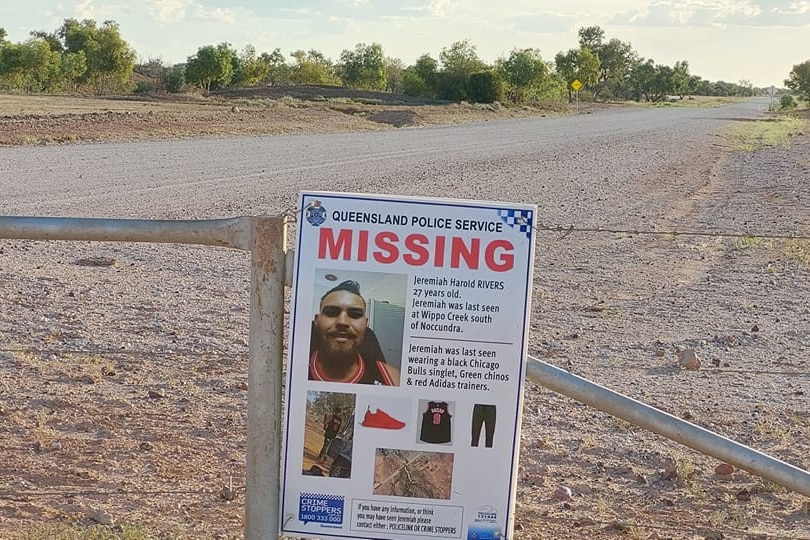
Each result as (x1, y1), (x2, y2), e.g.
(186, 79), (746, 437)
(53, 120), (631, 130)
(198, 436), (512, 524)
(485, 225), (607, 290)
(315, 290), (367, 360)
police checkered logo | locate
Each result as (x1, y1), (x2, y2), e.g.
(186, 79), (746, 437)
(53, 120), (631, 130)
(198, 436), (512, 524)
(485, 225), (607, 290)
(497, 209), (533, 238)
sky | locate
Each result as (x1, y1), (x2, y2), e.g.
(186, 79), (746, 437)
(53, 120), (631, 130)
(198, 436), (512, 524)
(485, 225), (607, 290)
(2, 1), (809, 88)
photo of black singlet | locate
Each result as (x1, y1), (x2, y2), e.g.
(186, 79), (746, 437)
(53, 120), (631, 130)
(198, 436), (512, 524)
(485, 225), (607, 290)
(419, 401), (452, 444)
(471, 403), (496, 448)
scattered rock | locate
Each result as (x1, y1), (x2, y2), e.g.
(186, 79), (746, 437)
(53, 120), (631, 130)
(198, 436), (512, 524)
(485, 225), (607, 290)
(553, 485), (573, 501)
(139, 441), (153, 451)
(702, 531), (724, 540)
(714, 463), (734, 476)
(86, 506), (114, 525)
(147, 389), (165, 399)
(367, 109), (422, 127)
(736, 488), (752, 501)
(75, 256), (117, 267)
(655, 348), (665, 357)
(661, 462), (678, 481)
(678, 349), (701, 370)
(220, 485), (237, 501)
(230, 106), (240, 113)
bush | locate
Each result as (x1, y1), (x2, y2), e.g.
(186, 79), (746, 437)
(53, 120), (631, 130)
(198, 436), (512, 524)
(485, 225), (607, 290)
(163, 66), (185, 93)
(780, 94), (797, 110)
(467, 71), (505, 104)
(134, 80), (153, 94)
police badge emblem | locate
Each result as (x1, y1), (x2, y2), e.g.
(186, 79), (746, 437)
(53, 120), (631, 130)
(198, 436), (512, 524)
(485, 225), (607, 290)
(305, 200), (327, 226)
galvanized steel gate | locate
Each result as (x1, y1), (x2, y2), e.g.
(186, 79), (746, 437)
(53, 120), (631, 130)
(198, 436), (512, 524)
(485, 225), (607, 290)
(1, 215), (808, 540)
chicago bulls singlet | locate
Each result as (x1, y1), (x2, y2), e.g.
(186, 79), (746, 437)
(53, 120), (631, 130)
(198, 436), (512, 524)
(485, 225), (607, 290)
(419, 401), (452, 443)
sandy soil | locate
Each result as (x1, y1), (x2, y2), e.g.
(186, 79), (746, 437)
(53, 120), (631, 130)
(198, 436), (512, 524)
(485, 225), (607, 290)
(0, 91), (808, 540)
(0, 87), (571, 147)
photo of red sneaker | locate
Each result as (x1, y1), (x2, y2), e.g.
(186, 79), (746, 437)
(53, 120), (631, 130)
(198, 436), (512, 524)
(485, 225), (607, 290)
(361, 406), (406, 429)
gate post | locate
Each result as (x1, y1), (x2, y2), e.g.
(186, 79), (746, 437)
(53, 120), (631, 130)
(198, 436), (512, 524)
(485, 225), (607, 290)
(245, 216), (287, 539)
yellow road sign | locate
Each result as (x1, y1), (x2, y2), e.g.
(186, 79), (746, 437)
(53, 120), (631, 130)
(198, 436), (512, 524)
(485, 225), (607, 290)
(571, 79), (582, 91)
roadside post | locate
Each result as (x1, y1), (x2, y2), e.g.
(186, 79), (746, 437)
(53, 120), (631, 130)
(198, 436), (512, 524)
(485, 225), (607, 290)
(571, 79), (582, 113)
(278, 192), (537, 540)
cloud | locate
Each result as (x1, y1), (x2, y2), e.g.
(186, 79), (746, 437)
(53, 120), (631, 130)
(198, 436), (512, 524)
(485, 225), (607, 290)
(70, 0), (126, 20)
(611, 0), (810, 27)
(429, 0), (458, 16)
(73, 0), (96, 19)
(195, 5), (237, 23)
(147, 0), (193, 22)
(781, 1), (810, 13)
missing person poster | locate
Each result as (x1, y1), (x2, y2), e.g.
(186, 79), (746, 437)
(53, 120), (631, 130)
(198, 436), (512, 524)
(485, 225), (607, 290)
(280, 192), (536, 540)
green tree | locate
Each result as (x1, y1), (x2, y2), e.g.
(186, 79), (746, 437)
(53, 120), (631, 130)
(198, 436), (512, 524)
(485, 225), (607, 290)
(185, 43), (235, 95)
(627, 59), (680, 102)
(58, 19), (136, 94)
(260, 48), (290, 85)
(672, 60), (691, 97)
(30, 29), (64, 53)
(785, 60), (810, 101)
(0, 38), (63, 92)
(577, 25), (605, 50)
(289, 49), (340, 85)
(0, 28), (7, 44)
(554, 47), (600, 101)
(338, 42), (387, 90)
(232, 45), (269, 87)
(164, 64), (185, 93)
(575, 26), (637, 100)
(402, 67), (429, 97)
(385, 57), (405, 93)
(437, 39), (487, 100)
(60, 51), (87, 92)
(406, 53), (439, 98)
(498, 48), (549, 103)
(594, 38), (637, 99)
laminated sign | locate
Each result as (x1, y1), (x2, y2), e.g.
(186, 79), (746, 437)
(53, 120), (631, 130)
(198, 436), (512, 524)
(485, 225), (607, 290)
(280, 191), (536, 540)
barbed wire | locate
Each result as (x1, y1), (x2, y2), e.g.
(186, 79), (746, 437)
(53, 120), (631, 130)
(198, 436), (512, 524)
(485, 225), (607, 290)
(0, 488), (232, 497)
(531, 222), (810, 241)
(0, 347), (245, 358)
(285, 203), (810, 241)
(2, 347), (809, 377)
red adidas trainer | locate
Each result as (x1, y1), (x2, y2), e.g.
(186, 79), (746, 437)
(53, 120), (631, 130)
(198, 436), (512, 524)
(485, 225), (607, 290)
(361, 407), (406, 429)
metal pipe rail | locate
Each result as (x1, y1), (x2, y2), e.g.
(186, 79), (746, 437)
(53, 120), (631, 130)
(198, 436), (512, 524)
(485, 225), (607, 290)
(525, 356), (810, 497)
(0, 215), (251, 249)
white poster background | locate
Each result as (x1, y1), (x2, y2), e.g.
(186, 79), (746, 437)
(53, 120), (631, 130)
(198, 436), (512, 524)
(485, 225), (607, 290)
(281, 192), (536, 540)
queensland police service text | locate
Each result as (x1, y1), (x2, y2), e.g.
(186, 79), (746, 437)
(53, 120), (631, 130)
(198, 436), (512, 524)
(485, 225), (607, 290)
(318, 213), (514, 272)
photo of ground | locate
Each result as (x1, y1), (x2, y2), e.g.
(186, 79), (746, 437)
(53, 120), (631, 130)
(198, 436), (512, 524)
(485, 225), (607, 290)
(373, 449), (454, 500)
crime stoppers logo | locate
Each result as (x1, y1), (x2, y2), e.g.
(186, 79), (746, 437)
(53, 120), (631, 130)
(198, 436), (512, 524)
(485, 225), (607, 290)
(305, 200), (327, 227)
(466, 505), (503, 540)
(299, 492), (344, 527)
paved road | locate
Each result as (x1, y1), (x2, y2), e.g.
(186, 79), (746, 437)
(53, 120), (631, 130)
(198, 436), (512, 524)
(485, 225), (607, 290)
(0, 99), (768, 225)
